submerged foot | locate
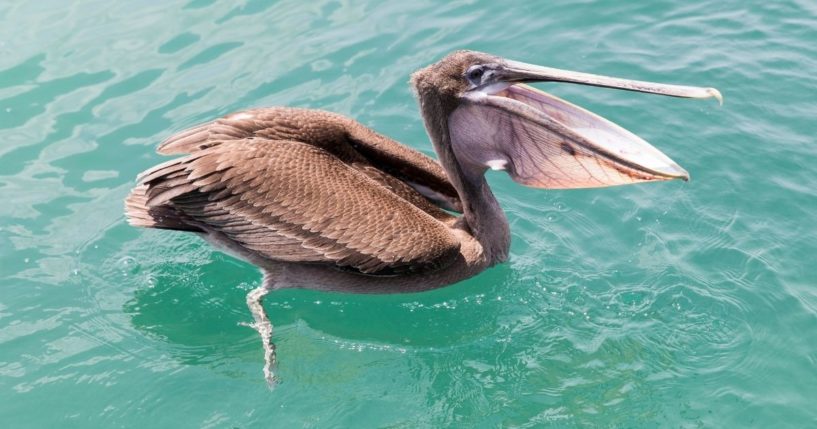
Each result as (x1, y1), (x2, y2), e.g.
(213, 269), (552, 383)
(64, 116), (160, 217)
(243, 285), (278, 387)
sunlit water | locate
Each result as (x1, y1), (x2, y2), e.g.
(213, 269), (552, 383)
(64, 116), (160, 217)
(2, 1), (816, 427)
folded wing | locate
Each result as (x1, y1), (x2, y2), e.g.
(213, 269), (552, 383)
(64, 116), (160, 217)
(127, 139), (461, 275)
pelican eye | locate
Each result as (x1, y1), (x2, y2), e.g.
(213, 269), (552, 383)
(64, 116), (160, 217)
(466, 65), (485, 83)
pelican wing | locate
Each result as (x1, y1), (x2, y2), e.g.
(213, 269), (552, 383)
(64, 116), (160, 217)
(157, 107), (462, 212)
(128, 139), (461, 275)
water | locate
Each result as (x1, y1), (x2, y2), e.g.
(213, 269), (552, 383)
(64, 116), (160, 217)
(2, 0), (815, 427)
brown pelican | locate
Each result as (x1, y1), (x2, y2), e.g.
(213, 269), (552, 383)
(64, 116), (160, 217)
(125, 50), (721, 384)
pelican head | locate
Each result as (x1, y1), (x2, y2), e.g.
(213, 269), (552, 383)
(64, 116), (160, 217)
(412, 50), (721, 189)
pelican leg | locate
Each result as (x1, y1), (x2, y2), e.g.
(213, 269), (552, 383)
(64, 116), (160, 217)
(243, 283), (278, 387)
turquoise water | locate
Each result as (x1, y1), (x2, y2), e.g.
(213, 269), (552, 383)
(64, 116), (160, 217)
(2, 0), (816, 426)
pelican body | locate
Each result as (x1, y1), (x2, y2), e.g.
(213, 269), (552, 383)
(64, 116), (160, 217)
(126, 51), (720, 383)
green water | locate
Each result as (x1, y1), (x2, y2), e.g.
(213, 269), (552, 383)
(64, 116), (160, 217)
(2, 0), (816, 427)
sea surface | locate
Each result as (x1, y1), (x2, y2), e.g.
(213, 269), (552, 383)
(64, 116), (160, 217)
(2, 0), (816, 427)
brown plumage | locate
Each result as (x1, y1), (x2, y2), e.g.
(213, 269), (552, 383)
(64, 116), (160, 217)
(128, 107), (463, 276)
(126, 50), (720, 383)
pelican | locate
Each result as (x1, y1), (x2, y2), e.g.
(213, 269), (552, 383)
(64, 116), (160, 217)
(126, 50), (721, 384)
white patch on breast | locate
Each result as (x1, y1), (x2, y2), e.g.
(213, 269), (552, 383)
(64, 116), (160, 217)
(485, 159), (508, 171)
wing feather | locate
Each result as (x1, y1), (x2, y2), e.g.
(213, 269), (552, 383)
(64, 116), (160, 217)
(156, 107), (462, 212)
(133, 139), (461, 275)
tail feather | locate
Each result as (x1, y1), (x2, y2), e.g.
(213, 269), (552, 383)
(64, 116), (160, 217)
(125, 184), (201, 232)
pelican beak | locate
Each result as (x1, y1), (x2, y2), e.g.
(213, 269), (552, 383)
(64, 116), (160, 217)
(449, 60), (721, 190)
(500, 60), (722, 104)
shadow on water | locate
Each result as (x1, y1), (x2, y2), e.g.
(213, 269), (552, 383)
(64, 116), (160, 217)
(113, 229), (519, 368)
